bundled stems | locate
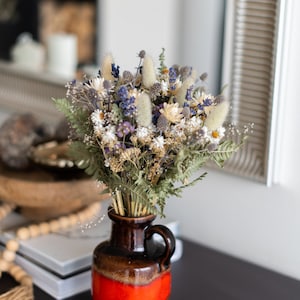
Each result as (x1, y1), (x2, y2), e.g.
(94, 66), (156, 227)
(112, 189), (152, 217)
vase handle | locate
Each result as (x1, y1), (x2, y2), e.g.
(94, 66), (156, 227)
(145, 224), (176, 269)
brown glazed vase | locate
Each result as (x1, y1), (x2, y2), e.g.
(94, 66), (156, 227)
(92, 207), (176, 300)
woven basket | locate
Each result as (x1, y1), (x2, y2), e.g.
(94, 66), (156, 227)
(0, 286), (33, 300)
(0, 162), (109, 221)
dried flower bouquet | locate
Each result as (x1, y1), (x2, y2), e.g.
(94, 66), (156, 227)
(55, 49), (247, 217)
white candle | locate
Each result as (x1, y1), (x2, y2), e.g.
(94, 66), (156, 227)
(47, 33), (78, 79)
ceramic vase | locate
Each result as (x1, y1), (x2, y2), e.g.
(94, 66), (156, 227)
(92, 207), (176, 300)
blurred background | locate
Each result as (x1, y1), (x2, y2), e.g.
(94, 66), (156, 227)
(1, 0), (300, 285)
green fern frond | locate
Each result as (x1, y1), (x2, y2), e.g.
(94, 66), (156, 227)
(53, 98), (72, 116)
(175, 172), (207, 191)
(68, 141), (104, 180)
(211, 138), (245, 168)
(53, 98), (91, 138)
(158, 48), (167, 72)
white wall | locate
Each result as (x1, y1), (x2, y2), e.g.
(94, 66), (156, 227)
(179, 0), (225, 94)
(97, 0), (182, 72)
(165, 0), (300, 281)
(97, 0), (300, 280)
(97, 0), (224, 95)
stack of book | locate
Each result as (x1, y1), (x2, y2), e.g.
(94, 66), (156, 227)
(0, 201), (182, 299)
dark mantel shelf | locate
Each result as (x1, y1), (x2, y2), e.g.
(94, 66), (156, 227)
(2, 239), (300, 300)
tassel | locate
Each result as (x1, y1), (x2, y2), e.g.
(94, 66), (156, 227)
(204, 100), (229, 130)
(175, 77), (195, 106)
(142, 54), (156, 88)
(101, 53), (115, 81)
(136, 93), (152, 127)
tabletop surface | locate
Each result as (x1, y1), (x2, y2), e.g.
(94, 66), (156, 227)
(2, 239), (300, 300)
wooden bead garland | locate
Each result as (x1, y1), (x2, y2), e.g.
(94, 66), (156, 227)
(0, 201), (102, 300)
(0, 203), (16, 220)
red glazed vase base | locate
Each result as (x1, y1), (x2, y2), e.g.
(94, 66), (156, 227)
(92, 268), (171, 300)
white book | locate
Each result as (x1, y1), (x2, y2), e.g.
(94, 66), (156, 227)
(1, 239), (183, 299)
(0, 200), (182, 298)
(0, 201), (180, 277)
(0, 243), (91, 300)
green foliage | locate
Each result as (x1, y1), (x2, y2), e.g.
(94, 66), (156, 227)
(52, 51), (250, 218)
(53, 98), (91, 139)
(158, 48), (167, 72)
(210, 137), (246, 168)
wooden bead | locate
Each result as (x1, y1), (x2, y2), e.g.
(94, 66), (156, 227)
(85, 207), (94, 218)
(2, 204), (11, 213)
(8, 263), (27, 282)
(20, 275), (33, 286)
(58, 216), (70, 229)
(39, 222), (50, 235)
(0, 210), (5, 219)
(0, 258), (10, 271)
(28, 224), (40, 238)
(2, 249), (16, 262)
(69, 214), (78, 226)
(9, 264), (23, 276)
(14, 268), (27, 282)
(6, 239), (19, 252)
(92, 202), (101, 212)
(0, 203), (15, 219)
(17, 227), (30, 240)
(77, 211), (88, 223)
(49, 220), (60, 232)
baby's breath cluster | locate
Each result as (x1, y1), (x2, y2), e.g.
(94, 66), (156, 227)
(55, 49), (246, 217)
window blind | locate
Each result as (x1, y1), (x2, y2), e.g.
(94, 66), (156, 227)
(223, 0), (278, 182)
(0, 62), (65, 123)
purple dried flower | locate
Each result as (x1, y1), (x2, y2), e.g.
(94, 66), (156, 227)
(182, 106), (190, 119)
(87, 88), (100, 108)
(122, 70), (134, 83)
(207, 143), (217, 152)
(214, 95), (225, 104)
(180, 66), (192, 81)
(111, 63), (120, 78)
(169, 67), (177, 84)
(149, 82), (162, 99)
(171, 64), (180, 74)
(117, 86), (128, 101)
(138, 50), (146, 58)
(103, 80), (112, 90)
(156, 114), (169, 132)
(185, 86), (193, 101)
(119, 96), (136, 117)
(203, 98), (212, 106)
(117, 121), (135, 138)
(190, 107), (196, 116)
(197, 103), (204, 111)
(200, 72), (208, 81)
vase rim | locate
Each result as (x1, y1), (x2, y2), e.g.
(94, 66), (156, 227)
(108, 206), (156, 223)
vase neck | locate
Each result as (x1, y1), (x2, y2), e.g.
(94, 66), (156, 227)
(108, 210), (155, 253)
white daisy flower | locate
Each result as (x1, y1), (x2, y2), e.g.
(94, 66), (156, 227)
(170, 120), (186, 138)
(89, 77), (104, 89)
(208, 127), (225, 144)
(160, 80), (169, 95)
(187, 116), (202, 130)
(102, 126), (117, 146)
(87, 77), (111, 98)
(91, 109), (104, 126)
(136, 126), (153, 139)
(160, 102), (183, 123)
(128, 88), (139, 99)
(152, 136), (165, 149)
(104, 159), (110, 167)
(91, 109), (105, 136)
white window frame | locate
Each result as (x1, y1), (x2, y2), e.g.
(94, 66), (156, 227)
(221, 0), (289, 186)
